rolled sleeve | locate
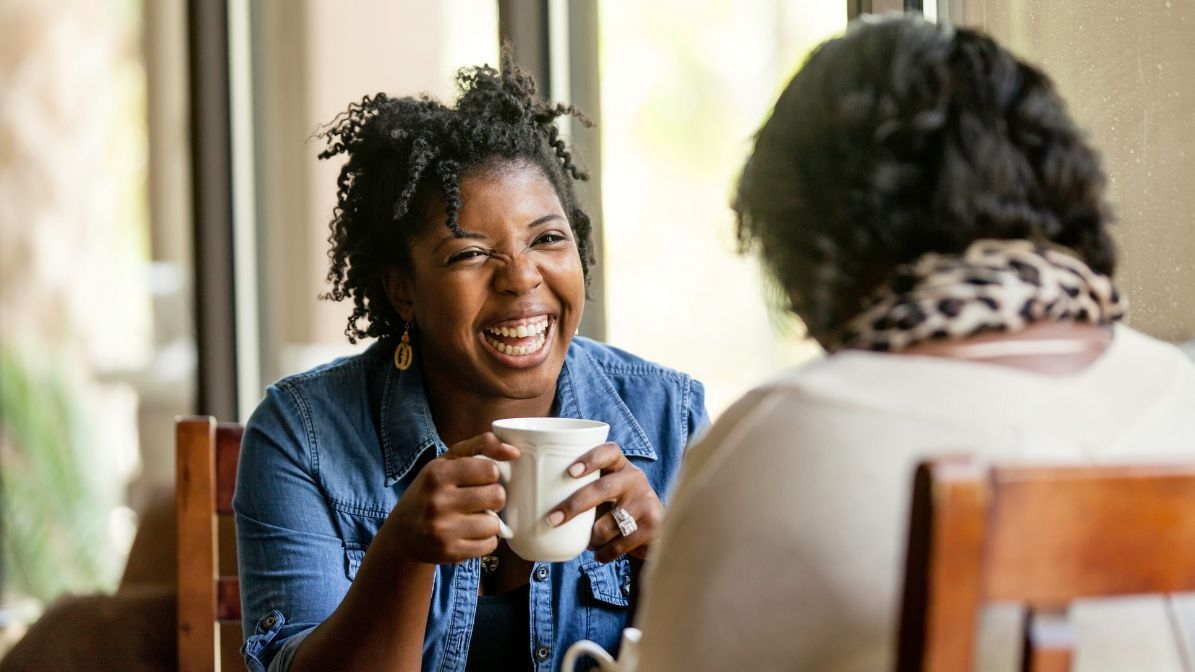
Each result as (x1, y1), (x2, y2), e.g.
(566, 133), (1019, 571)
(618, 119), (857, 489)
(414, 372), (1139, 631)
(235, 384), (351, 671)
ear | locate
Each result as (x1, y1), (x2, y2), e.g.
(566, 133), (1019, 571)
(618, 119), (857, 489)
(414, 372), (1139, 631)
(383, 267), (415, 323)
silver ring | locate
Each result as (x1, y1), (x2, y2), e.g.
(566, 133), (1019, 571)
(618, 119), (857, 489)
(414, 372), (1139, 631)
(611, 506), (637, 537)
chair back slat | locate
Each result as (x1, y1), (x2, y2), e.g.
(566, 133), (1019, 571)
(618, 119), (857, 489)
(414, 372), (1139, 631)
(984, 463), (1195, 606)
(216, 576), (242, 622)
(177, 416), (244, 672)
(215, 423), (242, 515)
(898, 456), (1195, 672)
(897, 457), (987, 672)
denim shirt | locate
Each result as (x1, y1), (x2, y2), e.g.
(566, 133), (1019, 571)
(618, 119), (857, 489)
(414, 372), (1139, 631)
(234, 337), (708, 672)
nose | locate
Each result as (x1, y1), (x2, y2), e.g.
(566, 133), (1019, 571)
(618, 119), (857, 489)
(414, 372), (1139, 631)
(492, 252), (543, 296)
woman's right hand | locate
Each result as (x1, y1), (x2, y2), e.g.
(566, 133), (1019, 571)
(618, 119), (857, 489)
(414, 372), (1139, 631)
(384, 433), (519, 565)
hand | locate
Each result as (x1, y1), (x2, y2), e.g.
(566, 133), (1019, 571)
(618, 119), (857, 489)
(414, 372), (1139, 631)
(384, 433), (519, 565)
(546, 442), (662, 562)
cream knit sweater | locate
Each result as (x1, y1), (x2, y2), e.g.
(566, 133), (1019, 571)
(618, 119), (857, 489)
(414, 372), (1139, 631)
(638, 325), (1195, 672)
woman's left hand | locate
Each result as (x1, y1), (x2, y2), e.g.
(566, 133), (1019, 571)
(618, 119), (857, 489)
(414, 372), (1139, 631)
(546, 442), (662, 563)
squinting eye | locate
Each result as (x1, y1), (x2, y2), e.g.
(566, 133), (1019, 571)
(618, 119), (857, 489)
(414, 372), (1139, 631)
(534, 232), (568, 246)
(447, 249), (490, 264)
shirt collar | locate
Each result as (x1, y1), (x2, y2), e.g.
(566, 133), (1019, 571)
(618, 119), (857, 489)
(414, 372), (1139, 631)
(379, 340), (658, 486)
(380, 357), (444, 486)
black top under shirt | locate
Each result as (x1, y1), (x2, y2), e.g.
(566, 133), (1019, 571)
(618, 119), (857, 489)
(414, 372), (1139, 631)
(465, 583), (533, 672)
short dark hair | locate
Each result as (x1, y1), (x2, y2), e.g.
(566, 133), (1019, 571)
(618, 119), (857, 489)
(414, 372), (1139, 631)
(734, 15), (1115, 337)
(318, 46), (594, 343)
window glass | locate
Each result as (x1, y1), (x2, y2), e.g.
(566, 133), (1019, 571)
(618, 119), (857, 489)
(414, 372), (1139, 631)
(1, 0), (159, 616)
(598, 2), (847, 415)
(251, 0), (500, 385)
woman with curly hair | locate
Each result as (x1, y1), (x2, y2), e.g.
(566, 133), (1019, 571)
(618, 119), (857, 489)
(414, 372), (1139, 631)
(234, 49), (707, 672)
(633, 15), (1195, 671)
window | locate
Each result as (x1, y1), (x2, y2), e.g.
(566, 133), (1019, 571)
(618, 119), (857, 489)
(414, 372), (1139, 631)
(1, 0), (162, 612)
(598, 1), (847, 414)
(249, 0), (501, 391)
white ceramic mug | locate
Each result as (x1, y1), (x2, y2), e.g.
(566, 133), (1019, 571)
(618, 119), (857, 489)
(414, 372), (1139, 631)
(484, 417), (610, 562)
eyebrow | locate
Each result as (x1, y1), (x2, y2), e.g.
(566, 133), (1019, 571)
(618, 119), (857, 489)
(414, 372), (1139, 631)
(431, 213), (567, 253)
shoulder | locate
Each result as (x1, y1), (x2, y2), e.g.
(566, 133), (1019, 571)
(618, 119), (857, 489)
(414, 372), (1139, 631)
(562, 338), (709, 476)
(566, 336), (707, 426)
(270, 343), (383, 395)
(245, 344), (386, 448)
(259, 343), (386, 417)
(1112, 324), (1195, 367)
(568, 337), (693, 380)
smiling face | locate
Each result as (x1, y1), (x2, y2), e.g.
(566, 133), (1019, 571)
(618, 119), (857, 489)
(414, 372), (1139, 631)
(385, 160), (586, 414)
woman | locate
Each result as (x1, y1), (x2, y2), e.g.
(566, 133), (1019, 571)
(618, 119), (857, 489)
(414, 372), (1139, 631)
(234, 51), (707, 672)
(635, 15), (1195, 672)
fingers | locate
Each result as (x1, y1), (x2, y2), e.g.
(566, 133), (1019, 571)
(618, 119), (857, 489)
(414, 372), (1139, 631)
(426, 514), (502, 561)
(452, 510), (508, 542)
(443, 432), (520, 461)
(564, 442), (627, 478)
(548, 459), (637, 527)
(450, 482), (505, 514)
(393, 437), (520, 564)
(424, 454), (502, 487)
(588, 500), (662, 562)
(533, 442), (664, 563)
(544, 442), (631, 526)
(429, 437), (518, 488)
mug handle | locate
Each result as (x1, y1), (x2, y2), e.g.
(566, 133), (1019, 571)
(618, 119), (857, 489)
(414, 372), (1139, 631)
(562, 639), (616, 672)
(475, 455), (514, 539)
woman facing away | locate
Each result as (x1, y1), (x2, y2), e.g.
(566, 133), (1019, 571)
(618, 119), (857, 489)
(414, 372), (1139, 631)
(234, 50), (707, 672)
(636, 15), (1195, 672)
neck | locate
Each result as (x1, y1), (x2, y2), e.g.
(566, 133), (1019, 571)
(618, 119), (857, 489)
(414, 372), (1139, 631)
(420, 371), (557, 447)
(897, 322), (1114, 374)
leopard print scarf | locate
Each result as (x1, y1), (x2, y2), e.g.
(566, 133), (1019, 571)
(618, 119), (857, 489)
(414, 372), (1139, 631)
(834, 239), (1126, 352)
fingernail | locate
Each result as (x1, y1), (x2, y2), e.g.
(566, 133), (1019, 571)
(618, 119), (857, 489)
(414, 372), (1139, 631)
(568, 463), (585, 477)
(547, 510), (565, 527)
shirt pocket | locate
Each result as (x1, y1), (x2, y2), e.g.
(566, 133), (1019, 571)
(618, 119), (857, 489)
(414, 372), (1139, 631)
(344, 541), (365, 581)
(580, 557), (632, 608)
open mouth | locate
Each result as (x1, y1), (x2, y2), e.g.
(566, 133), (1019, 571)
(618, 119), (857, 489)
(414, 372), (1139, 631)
(483, 316), (552, 357)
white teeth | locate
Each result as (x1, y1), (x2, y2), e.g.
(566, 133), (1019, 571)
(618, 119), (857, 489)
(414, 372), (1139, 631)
(484, 332), (547, 357)
(483, 318), (550, 358)
(485, 318), (549, 337)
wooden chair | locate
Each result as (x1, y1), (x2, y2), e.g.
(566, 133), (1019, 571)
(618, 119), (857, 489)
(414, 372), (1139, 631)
(176, 416), (243, 672)
(897, 456), (1195, 672)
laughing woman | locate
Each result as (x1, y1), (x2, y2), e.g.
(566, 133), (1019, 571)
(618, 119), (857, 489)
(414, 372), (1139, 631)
(234, 51), (707, 672)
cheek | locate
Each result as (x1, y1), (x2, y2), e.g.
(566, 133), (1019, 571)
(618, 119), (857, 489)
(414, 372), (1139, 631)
(551, 262), (586, 306)
(414, 279), (485, 335)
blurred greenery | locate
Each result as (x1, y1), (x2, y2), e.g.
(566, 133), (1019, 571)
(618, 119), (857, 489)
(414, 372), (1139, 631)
(1, 341), (109, 601)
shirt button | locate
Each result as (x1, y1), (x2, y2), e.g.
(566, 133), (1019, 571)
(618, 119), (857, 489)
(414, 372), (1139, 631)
(534, 566), (550, 581)
(263, 613), (277, 628)
(621, 583), (631, 596)
(535, 645), (551, 661)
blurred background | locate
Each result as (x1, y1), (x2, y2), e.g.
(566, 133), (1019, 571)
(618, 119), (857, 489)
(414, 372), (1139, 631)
(0, 0), (1191, 658)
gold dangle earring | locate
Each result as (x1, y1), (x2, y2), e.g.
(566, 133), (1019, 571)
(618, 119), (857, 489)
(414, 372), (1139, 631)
(393, 322), (414, 371)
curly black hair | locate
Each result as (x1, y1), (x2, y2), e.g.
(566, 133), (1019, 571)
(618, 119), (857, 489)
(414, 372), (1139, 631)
(318, 46), (594, 343)
(734, 15), (1115, 340)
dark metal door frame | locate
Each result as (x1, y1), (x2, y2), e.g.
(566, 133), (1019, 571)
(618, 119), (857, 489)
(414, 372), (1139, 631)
(187, 0), (238, 421)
